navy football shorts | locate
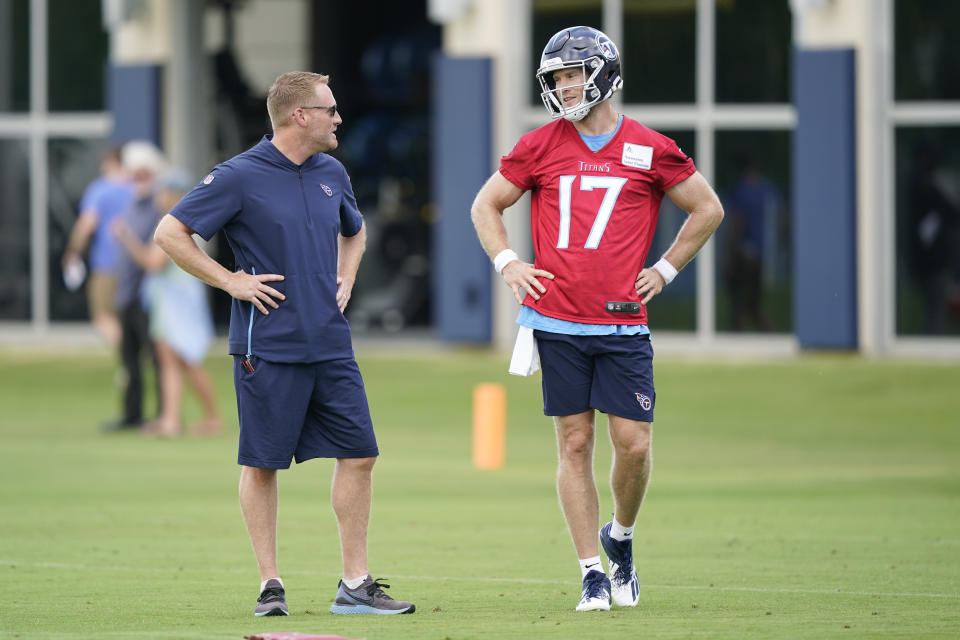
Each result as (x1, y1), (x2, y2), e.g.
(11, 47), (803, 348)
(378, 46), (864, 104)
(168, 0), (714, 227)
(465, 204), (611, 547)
(534, 330), (655, 422)
(233, 355), (379, 469)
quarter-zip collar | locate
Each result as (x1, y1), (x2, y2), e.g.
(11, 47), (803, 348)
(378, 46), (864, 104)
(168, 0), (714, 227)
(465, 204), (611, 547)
(257, 134), (319, 172)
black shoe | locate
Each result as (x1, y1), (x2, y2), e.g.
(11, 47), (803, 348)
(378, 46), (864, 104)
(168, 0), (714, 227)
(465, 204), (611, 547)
(100, 418), (141, 432)
(254, 578), (289, 616)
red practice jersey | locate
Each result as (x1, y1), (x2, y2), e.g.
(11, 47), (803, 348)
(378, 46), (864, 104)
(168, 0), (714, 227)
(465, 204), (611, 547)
(499, 117), (696, 325)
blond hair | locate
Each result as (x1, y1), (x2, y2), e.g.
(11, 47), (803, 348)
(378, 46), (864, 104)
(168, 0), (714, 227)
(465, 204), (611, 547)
(266, 71), (330, 130)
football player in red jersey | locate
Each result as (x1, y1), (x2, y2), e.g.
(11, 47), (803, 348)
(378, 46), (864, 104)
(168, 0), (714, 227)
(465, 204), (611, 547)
(471, 26), (723, 612)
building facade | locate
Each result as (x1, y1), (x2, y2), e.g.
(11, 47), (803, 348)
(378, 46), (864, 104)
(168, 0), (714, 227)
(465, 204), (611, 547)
(1, 0), (958, 356)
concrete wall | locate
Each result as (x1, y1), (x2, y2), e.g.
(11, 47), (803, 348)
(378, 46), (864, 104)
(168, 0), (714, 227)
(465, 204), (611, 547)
(433, 0), (532, 349)
(203, 0), (309, 94)
(109, 0), (308, 177)
(791, 0), (889, 354)
(434, 0), (901, 354)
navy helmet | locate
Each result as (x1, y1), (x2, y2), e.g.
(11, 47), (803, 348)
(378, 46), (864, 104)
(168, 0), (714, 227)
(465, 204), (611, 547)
(536, 26), (623, 121)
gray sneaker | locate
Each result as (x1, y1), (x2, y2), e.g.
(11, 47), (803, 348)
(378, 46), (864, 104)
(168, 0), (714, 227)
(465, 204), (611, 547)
(254, 578), (289, 617)
(329, 576), (415, 615)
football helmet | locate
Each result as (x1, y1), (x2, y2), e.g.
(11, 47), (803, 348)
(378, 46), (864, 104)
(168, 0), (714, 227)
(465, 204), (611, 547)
(536, 26), (623, 122)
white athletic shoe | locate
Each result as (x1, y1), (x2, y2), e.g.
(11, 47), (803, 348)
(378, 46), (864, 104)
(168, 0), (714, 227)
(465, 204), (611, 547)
(575, 569), (612, 611)
(600, 521), (640, 607)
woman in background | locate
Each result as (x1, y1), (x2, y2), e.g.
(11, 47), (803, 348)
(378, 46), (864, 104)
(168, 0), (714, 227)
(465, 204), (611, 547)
(114, 170), (221, 437)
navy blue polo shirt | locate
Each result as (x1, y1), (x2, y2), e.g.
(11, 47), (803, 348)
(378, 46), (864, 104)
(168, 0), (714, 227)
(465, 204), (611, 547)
(170, 136), (363, 363)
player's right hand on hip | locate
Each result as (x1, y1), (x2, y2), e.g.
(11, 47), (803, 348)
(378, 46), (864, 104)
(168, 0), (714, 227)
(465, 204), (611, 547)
(503, 261), (554, 305)
(228, 270), (286, 315)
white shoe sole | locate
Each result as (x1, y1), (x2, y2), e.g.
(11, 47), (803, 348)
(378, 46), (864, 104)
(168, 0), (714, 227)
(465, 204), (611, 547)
(576, 597), (612, 612)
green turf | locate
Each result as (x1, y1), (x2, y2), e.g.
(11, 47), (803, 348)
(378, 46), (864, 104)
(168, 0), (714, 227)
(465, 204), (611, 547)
(0, 346), (958, 639)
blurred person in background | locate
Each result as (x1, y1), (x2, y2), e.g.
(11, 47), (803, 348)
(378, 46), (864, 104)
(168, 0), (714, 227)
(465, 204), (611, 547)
(113, 169), (221, 438)
(104, 140), (166, 432)
(471, 26), (723, 612)
(906, 143), (959, 334)
(154, 71), (415, 617)
(721, 155), (783, 332)
(61, 146), (135, 346)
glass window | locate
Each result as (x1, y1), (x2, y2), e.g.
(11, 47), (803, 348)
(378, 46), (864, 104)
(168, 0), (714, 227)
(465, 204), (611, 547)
(49, 138), (110, 321)
(530, 0), (603, 106)
(648, 129), (696, 331)
(0, 0), (30, 112)
(894, 0), (960, 101)
(713, 130), (792, 333)
(0, 138), (31, 320)
(622, 0), (695, 104)
(895, 127), (960, 336)
(48, 0), (108, 111)
(715, 0), (791, 103)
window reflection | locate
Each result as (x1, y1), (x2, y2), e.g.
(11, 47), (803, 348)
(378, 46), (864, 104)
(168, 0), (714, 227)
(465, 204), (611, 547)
(49, 138), (109, 321)
(0, 139), (31, 320)
(530, 0), (602, 106)
(48, 0), (108, 111)
(0, 0), (30, 112)
(715, 0), (791, 103)
(648, 130), (696, 331)
(895, 0), (960, 101)
(714, 130), (792, 333)
(622, 0), (695, 104)
(896, 127), (960, 336)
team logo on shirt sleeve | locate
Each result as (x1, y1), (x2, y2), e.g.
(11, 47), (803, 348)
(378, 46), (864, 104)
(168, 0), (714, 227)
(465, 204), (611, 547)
(320, 184), (333, 197)
(203, 173), (215, 184)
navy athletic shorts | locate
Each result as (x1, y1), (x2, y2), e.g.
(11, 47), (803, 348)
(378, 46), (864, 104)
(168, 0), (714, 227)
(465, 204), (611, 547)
(534, 330), (655, 422)
(233, 355), (379, 469)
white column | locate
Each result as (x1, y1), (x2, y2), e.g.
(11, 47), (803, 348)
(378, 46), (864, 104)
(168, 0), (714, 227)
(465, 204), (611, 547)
(29, 0), (48, 331)
(441, 0), (532, 350)
(791, 0), (879, 353)
(871, 0), (894, 355)
(695, 0), (716, 343)
(603, 0), (623, 112)
(167, 0), (207, 178)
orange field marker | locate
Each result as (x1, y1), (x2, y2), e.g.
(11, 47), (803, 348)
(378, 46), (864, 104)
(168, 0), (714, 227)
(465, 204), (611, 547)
(472, 383), (506, 470)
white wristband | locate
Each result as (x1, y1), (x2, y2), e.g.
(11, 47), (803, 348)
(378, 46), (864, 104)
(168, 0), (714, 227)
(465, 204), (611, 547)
(652, 258), (678, 285)
(493, 249), (519, 275)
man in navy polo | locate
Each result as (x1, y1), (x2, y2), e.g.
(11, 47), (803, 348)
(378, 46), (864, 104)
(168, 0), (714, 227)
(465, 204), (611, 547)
(154, 71), (415, 617)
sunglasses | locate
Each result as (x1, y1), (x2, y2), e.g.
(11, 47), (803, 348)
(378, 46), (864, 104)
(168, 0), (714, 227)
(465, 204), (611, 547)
(299, 104), (338, 116)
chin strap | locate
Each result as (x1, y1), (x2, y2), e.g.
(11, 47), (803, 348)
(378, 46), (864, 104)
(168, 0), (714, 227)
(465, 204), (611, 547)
(563, 105), (591, 122)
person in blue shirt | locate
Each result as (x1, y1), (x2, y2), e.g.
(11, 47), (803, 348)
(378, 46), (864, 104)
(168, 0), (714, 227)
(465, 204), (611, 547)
(722, 154), (781, 332)
(154, 71), (414, 617)
(62, 146), (135, 347)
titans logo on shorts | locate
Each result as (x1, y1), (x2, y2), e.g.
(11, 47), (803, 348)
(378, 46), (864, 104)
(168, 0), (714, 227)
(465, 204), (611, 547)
(234, 356), (379, 469)
(535, 331), (655, 422)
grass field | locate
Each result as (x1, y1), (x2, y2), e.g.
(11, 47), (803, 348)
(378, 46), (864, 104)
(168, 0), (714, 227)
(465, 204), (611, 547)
(0, 345), (958, 639)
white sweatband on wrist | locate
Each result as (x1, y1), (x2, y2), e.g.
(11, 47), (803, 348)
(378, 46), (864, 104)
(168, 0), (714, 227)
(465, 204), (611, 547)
(652, 258), (678, 285)
(493, 249), (519, 275)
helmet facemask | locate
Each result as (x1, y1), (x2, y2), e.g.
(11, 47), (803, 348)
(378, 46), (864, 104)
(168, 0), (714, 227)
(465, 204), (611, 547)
(537, 60), (602, 121)
(536, 26), (624, 122)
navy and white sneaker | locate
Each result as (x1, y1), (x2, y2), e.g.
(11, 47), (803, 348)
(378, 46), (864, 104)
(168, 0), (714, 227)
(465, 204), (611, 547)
(254, 578), (289, 616)
(575, 569), (612, 611)
(329, 576), (415, 615)
(600, 521), (640, 607)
